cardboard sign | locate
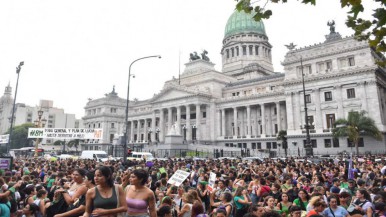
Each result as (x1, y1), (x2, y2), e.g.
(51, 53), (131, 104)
(0, 157), (13, 170)
(207, 172), (216, 192)
(167, 170), (190, 186)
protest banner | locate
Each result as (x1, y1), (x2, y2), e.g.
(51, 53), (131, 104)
(28, 128), (103, 140)
(0, 134), (9, 144)
(167, 170), (190, 186)
(207, 172), (216, 192)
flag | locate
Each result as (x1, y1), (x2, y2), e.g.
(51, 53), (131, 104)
(348, 153), (354, 179)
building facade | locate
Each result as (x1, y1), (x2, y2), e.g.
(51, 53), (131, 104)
(82, 10), (386, 156)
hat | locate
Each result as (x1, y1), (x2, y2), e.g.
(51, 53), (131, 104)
(357, 179), (365, 186)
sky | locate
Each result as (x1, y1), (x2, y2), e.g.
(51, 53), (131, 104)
(0, 0), (379, 119)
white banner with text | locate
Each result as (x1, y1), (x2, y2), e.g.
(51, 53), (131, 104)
(28, 128), (103, 139)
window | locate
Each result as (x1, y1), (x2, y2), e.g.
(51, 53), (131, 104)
(226, 49), (229, 58)
(98, 123), (101, 128)
(236, 47), (239, 56)
(203, 112), (206, 118)
(317, 62), (325, 72)
(238, 143), (242, 148)
(305, 94), (311, 103)
(252, 143), (256, 149)
(272, 142), (277, 149)
(274, 107), (277, 115)
(249, 46), (253, 55)
(326, 114), (335, 129)
(324, 139), (332, 148)
(110, 108), (117, 113)
(242, 46), (247, 55)
(111, 123), (115, 128)
(148, 121), (151, 127)
(257, 143), (262, 149)
(275, 124), (278, 134)
(324, 91), (332, 101)
(303, 139), (317, 148)
(326, 61), (332, 70)
(348, 57), (355, 66)
(333, 138), (340, 147)
(347, 88), (356, 99)
(307, 116), (314, 128)
(231, 48), (234, 57)
(347, 138), (364, 147)
(266, 142), (271, 149)
(255, 46), (259, 55)
(305, 65), (312, 74)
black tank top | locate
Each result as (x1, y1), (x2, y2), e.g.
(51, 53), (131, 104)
(93, 186), (118, 210)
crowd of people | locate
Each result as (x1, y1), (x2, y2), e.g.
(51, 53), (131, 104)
(0, 155), (386, 217)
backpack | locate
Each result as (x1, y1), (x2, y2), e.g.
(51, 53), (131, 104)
(348, 199), (368, 216)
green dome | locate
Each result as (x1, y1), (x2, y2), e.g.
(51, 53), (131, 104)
(224, 10), (266, 38)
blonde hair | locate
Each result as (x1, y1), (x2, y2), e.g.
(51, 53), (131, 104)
(183, 192), (194, 204)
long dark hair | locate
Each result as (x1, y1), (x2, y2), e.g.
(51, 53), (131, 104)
(191, 201), (204, 217)
(96, 166), (114, 187)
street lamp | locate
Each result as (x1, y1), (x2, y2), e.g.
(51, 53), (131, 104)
(34, 109), (47, 157)
(300, 57), (313, 157)
(7, 61), (24, 154)
(123, 55), (161, 163)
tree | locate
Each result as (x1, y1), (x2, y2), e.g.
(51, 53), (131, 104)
(332, 110), (382, 155)
(6, 123), (35, 149)
(277, 130), (288, 157)
(235, 0), (386, 64)
(53, 140), (64, 146)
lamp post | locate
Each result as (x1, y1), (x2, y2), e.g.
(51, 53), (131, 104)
(7, 61), (24, 154)
(34, 109), (46, 157)
(123, 55), (161, 163)
(300, 57), (313, 157)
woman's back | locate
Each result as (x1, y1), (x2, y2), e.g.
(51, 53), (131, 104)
(182, 203), (192, 217)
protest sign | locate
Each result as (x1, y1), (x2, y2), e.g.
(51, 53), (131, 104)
(28, 128), (103, 139)
(0, 157), (13, 170)
(167, 170), (190, 186)
(207, 172), (216, 192)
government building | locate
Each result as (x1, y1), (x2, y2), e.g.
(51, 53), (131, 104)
(82, 10), (386, 157)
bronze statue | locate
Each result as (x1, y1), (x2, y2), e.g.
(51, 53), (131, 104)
(189, 51), (201, 61)
(201, 50), (210, 61)
(327, 20), (335, 33)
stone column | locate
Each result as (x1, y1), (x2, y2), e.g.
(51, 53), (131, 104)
(151, 111), (156, 142)
(233, 107), (238, 136)
(313, 89), (322, 130)
(285, 92), (294, 131)
(246, 105), (251, 137)
(217, 109), (221, 137)
(130, 120), (134, 142)
(186, 105), (191, 142)
(261, 104), (266, 135)
(168, 107), (172, 132)
(335, 85), (344, 119)
(276, 102), (281, 133)
(359, 82), (368, 111)
(297, 92), (302, 129)
(143, 119), (148, 142)
(137, 120), (140, 142)
(159, 109), (164, 142)
(176, 106), (181, 135)
(196, 104), (201, 141)
(221, 109), (226, 137)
